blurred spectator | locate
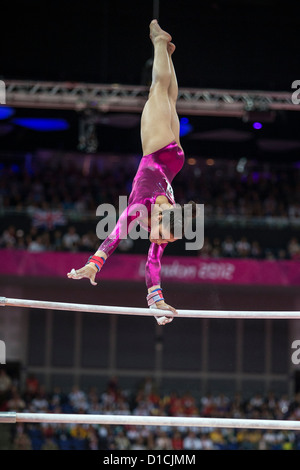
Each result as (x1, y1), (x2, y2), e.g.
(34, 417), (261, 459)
(87, 426), (100, 450)
(62, 226), (80, 252)
(114, 429), (130, 450)
(211, 238), (222, 258)
(287, 237), (300, 259)
(209, 428), (225, 449)
(171, 431), (184, 450)
(27, 235), (46, 252)
(7, 386), (26, 411)
(155, 430), (172, 450)
(31, 386), (49, 412)
(68, 385), (88, 412)
(198, 237), (212, 258)
(41, 438), (59, 450)
(181, 391), (199, 416)
(12, 431), (32, 450)
(25, 374), (39, 397)
(288, 203), (300, 219)
(69, 424), (88, 450)
(52, 230), (63, 251)
(130, 435), (147, 450)
(183, 431), (203, 450)
(0, 225), (16, 248)
(80, 231), (98, 252)
(0, 370), (12, 405)
(250, 241), (263, 259)
(235, 236), (251, 258)
(221, 236), (236, 257)
(15, 230), (26, 250)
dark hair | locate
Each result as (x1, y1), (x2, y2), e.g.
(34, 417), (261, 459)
(161, 201), (198, 239)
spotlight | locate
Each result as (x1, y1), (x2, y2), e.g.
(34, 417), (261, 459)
(179, 117), (193, 137)
(253, 122), (262, 130)
(12, 117), (69, 131)
(0, 106), (14, 120)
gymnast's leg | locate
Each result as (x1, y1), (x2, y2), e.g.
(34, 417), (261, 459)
(140, 20), (176, 156)
(167, 42), (181, 149)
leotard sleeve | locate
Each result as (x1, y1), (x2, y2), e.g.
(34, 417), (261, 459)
(98, 199), (167, 290)
(145, 242), (168, 289)
(98, 203), (146, 257)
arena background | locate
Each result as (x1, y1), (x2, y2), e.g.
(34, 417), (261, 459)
(1, 0), (300, 411)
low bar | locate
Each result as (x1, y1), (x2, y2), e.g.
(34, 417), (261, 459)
(0, 412), (16, 423)
(1, 296), (300, 319)
(1, 412), (300, 430)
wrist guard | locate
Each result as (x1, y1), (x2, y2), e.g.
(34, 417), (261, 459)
(146, 288), (164, 306)
(86, 255), (106, 272)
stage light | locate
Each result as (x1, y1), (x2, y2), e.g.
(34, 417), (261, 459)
(181, 117), (189, 124)
(179, 117), (193, 137)
(10, 164), (20, 173)
(0, 106), (14, 120)
(12, 117), (69, 131)
(253, 122), (262, 130)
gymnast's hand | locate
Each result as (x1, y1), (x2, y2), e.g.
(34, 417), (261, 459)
(67, 263), (98, 286)
(155, 300), (178, 316)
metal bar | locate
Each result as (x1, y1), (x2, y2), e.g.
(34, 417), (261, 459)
(0, 412), (16, 423)
(1, 297), (300, 319)
(0, 412), (300, 430)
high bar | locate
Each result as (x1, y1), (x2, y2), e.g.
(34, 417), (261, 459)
(1, 412), (300, 430)
(1, 296), (300, 319)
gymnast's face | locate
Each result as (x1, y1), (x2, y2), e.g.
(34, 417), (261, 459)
(149, 217), (177, 245)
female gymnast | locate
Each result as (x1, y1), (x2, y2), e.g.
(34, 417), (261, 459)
(68, 20), (196, 325)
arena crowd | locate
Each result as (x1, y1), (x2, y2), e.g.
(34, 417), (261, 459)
(0, 371), (299, 450)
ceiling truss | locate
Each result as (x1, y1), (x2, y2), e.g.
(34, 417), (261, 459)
(4, 80), (298, 118)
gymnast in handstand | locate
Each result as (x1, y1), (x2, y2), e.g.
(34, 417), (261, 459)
(68, 20), (196, 325)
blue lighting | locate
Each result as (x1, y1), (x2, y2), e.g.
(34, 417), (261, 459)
(0, 106), (14, 120)
(12, 117), (69, 132)
(179, 117), (193, 137)
(253, 122), (262, 130)
(180, 117), (189, 125)
(11, 164), (20, 173)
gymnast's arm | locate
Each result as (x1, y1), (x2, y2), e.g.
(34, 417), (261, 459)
(67, 205), (139, 284)
(145, 242), (178, 315)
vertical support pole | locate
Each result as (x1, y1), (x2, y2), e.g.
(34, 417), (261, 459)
(153, 0), (160, 20)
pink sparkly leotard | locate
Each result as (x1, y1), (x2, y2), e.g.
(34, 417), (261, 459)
(98, 141), (185, 287)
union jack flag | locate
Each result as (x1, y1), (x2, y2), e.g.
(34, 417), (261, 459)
(32, 209), (67, 230)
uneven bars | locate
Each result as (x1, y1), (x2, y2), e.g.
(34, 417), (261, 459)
(1, 296), (300, 319)
(1, 412), (300, 430)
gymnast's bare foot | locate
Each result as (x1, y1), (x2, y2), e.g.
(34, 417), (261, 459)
(168, 42), (176, 56)
(150, 19), (172, 44)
